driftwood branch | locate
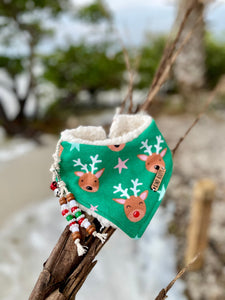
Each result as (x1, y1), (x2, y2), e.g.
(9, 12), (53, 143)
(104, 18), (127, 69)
(29, 223), (115, 300)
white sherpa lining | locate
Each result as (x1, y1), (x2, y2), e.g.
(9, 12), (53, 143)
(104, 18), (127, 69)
(60, 113), (152, 146)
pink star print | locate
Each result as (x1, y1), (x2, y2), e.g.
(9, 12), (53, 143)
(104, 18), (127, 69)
(90, 204), (98, 212)
(114, 158), (129, 174)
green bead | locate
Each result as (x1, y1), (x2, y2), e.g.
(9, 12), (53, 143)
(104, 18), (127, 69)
(75, 211), (82, 218)
(66, 214), (74, 221)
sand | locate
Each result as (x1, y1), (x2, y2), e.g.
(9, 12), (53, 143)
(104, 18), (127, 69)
(0, 135), (57, 227)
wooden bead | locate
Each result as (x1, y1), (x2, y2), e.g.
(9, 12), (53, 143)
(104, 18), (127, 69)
(59, 197), (67, 205)
(72, 231), (81, 241)
(86, 225), (96, 235)
(66, 193), (75, 202)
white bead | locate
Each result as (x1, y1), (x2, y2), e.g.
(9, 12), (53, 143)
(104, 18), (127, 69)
(54, 188), (60, 197)
(81, 219), (90, 229)
(70, 224), (79, 232)
(76, 214), (85, 221)
(73, 209), (80, 214)
(69, 218), (76, 223)
(61, 204), (68, 211)
(69, 200), (77, 208)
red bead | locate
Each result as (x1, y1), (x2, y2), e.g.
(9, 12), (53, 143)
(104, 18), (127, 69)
(78, 217), (85, 225)
(61, 209), (69, 216)
(69, 221), (76, 226)
(50, 181), (58, 191)
(71, 206), (78, 213)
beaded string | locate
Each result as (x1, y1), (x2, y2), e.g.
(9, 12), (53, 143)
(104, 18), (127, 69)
(50, 181), (87, 256)
(65, 192), (107, 243)
(50, 140), (108, 255)
(50, 179), (107, 256)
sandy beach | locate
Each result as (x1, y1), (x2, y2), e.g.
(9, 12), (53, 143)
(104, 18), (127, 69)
(0, 135), (57, 227)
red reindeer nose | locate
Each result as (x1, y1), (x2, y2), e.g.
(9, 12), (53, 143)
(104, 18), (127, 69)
(133, 211), (140, 218)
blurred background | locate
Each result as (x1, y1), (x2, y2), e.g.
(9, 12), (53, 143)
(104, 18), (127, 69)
(0, 0), (225, 299)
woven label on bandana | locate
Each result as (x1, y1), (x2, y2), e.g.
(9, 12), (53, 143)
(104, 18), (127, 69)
(57, 115), (173, 238)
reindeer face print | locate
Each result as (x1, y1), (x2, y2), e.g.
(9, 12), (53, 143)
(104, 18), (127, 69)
(138, 136), (167, 174)
(113, 179), (148, 222)
(75, 170), (104, 192)
(114, 193), (148, 222)
(108, 144), (126, 152)
(73, 155), (104, 193)
(138, 151), (167, 173)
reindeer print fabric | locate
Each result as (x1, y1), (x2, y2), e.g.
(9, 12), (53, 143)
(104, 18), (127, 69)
(57, 114), (173, 238)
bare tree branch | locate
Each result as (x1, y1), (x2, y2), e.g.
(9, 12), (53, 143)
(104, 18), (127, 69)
(154, 254), (200, 300)
(140, 2), (202, 112)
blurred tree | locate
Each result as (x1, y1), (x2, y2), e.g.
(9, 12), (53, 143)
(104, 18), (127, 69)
(43, 42), (125, 109)
(173, 0), (206, 93)
(0, 0), (112, 137)
(76, 0), (112, 24)
(205, 33), (225, 88)
(0, 0), (69, 136)
(136, 35), (166, 90)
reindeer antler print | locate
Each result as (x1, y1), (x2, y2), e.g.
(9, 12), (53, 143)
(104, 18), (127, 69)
(89, 155), (102, 174)
(113, 179), (148, 223)
(138, 135), (167, 174)
(113, 183), (130, 198)
(130, 179), (143, 197)
(140, 139), (152, 155)
(74, 155), (105, 193)
(73, 158), (89, 173)
(155, 135), (164, 154)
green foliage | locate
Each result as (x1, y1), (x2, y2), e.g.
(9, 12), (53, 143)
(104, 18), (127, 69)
(76, 0), (112, 24)
(0, 56), (24, 78)
(0, 0), (68, 17)
(136, 35), (166, 89)
(0, 0), (66, 82)
(205, 33), (225, 88)
(43, 43), (125, 101)
(0, 0), (115, 136)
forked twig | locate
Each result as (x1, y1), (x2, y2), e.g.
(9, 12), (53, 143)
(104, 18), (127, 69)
(172, 77), (224, 156)
(140, 4), (202, 112)
(150, 4), (194, 91)
(155, 254), (200, 300)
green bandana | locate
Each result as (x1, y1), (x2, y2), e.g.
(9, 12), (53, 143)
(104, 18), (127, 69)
(55, 114), (173, 238)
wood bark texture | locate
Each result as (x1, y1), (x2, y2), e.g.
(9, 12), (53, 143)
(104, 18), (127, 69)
(29, 221), (115, 300)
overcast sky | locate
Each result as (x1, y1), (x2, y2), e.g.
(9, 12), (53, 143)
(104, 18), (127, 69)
(55, 0), (225, 48)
